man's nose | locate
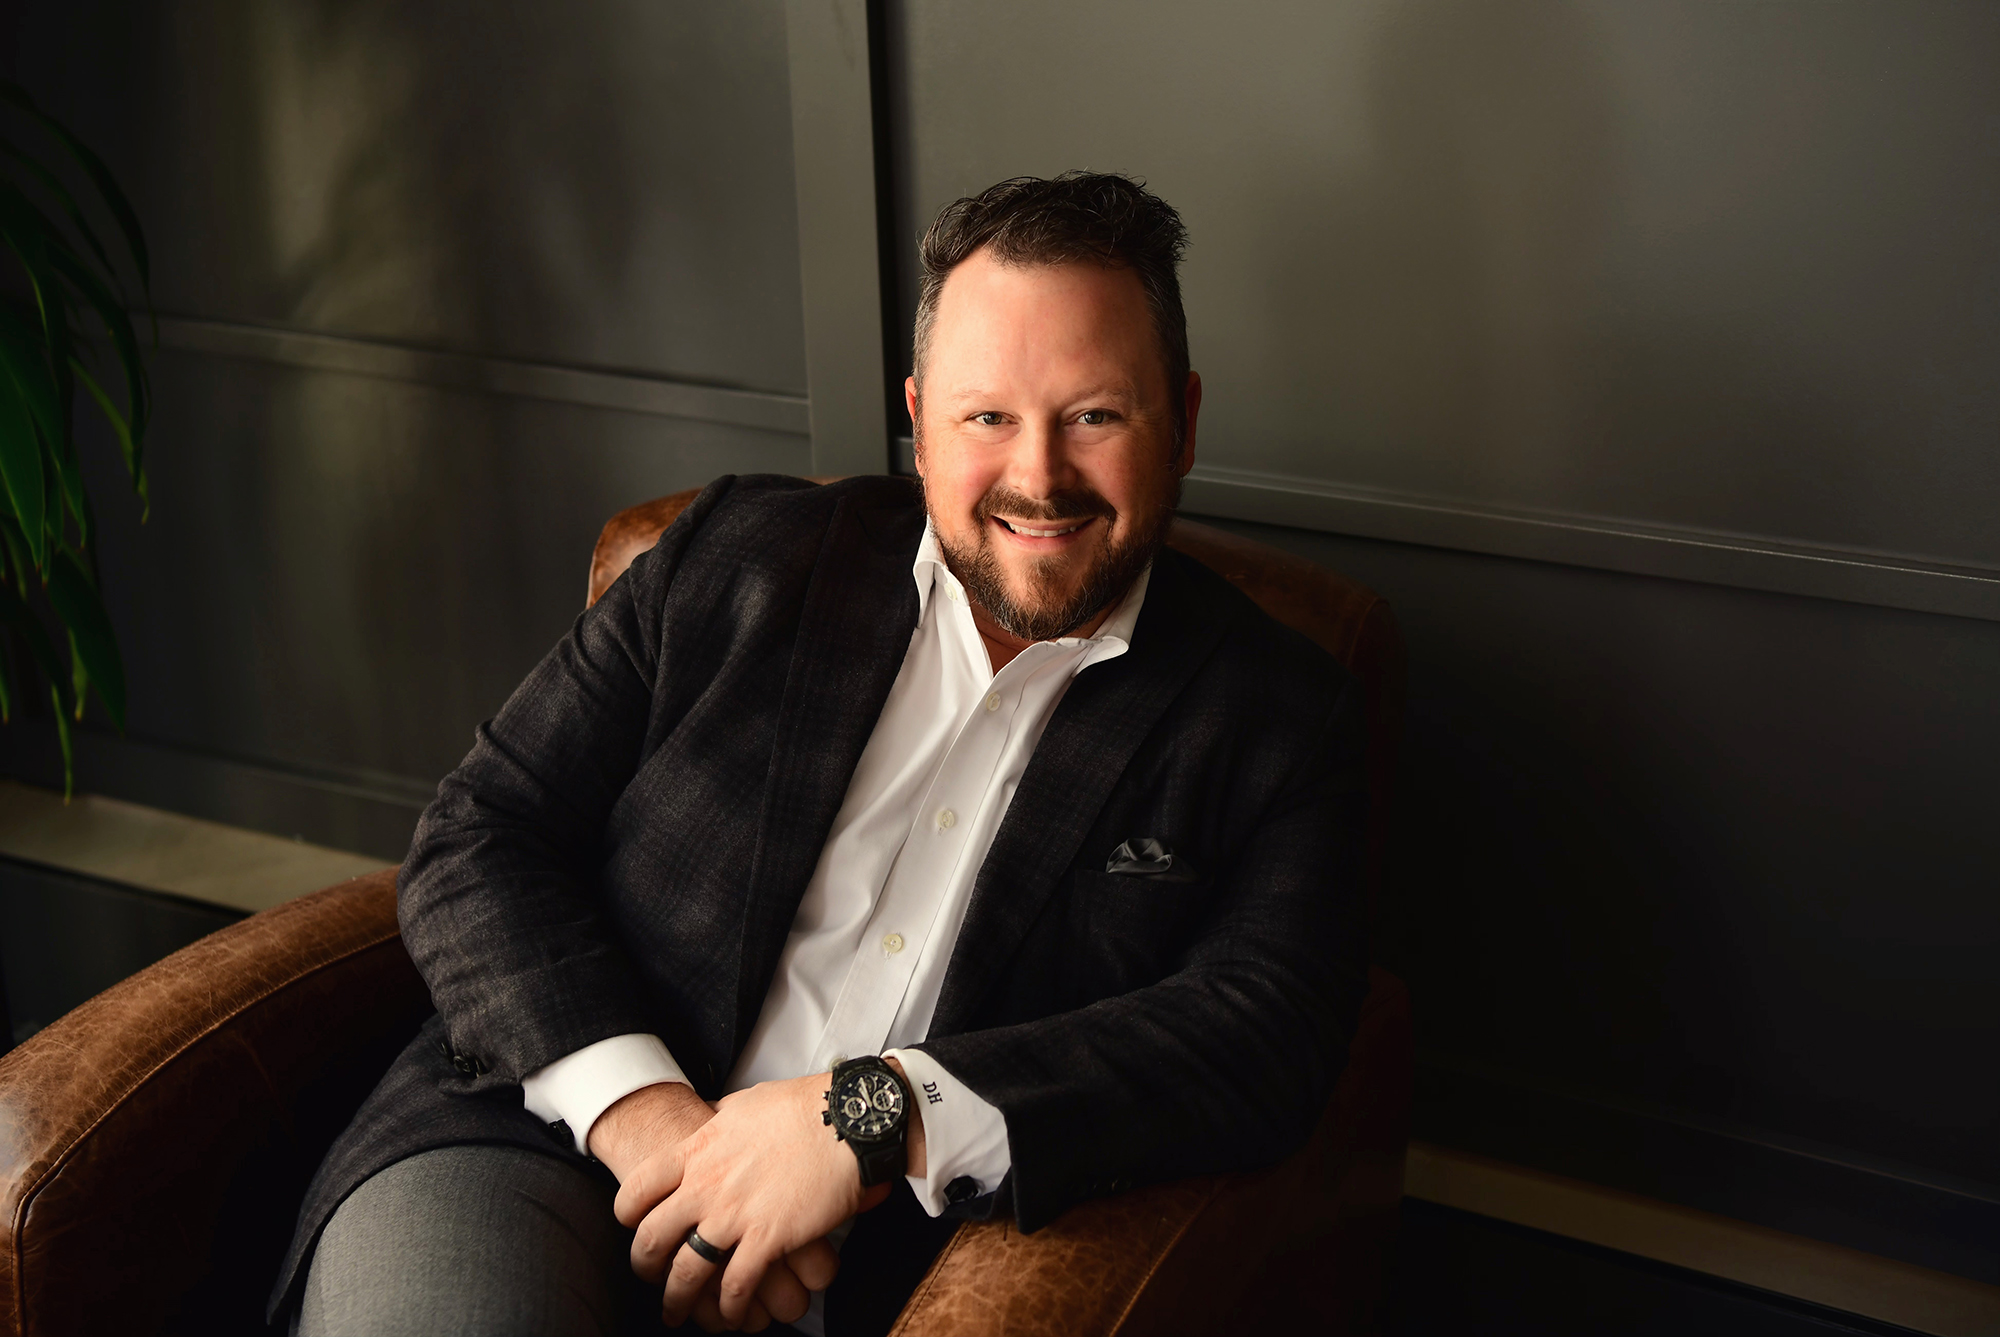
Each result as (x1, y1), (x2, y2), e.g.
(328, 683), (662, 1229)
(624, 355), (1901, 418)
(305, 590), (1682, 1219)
(1004, 416), (1079, 501)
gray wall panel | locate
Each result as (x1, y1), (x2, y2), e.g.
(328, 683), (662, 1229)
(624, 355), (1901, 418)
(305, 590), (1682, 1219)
(74, 350), (809, 790)
(888, 0), (2000, 569)
(1216, 516), (2000, 1191)
(16, 0), (807, 392)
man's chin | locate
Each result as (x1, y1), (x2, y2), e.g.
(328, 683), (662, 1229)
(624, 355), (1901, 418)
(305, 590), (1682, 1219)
(990, 565), (1086, 615)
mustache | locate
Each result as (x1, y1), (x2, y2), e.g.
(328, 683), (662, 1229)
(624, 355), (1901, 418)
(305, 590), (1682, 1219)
(973, 485), (1116, 526)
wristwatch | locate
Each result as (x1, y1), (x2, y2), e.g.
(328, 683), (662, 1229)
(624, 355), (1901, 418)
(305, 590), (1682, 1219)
(822, 1056), (911, 1187)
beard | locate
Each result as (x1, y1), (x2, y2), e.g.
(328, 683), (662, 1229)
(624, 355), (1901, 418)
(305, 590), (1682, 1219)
(929, 478), (1178, 642)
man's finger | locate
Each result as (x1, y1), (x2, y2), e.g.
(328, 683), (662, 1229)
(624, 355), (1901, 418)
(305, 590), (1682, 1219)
(662, 1225), (730, 1327)
(786, 1237), (841, 1294)
(756, 1256), (811, 1325)
(715, 1228), (784, 1327)
(613, 1140), (688, 1228)
(693, 1288), (772, 1333)
(630, 1191), (705, 1285)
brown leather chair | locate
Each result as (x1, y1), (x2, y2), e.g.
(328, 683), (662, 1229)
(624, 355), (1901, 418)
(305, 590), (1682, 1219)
(0, 486), (1412, 1336)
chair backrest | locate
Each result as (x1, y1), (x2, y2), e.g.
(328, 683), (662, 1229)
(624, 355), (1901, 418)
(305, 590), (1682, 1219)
(587, 484), (1404, 920)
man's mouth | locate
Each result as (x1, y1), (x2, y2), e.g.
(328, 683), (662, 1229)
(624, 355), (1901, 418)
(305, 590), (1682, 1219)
(993, 516), (1094, 539)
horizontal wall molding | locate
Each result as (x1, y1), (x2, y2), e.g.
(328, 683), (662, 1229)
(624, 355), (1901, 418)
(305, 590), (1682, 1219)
(1414, 1058), (2000, 1291)
(153, 315), (812, 437)
(0, 778), (386, 914)
(1407, 1142), (2000, 1337)
(1183, 465), (2000, 624)
(0, 721), (427, 865)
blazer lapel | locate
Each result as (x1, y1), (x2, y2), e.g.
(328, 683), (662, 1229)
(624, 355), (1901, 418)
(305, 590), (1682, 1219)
(928, 549), (1238, 1037)
(727, 488), (924, 1058)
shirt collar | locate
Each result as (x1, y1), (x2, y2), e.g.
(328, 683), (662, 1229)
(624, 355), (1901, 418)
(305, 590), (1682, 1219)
(913, 520), (1151, 661)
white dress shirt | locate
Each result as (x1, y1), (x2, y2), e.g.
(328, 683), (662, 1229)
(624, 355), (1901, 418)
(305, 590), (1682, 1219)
(523, 521), (1150, 1219)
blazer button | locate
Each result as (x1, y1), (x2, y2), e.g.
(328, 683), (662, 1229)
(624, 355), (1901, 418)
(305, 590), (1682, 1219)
(452, 1054), (477, 1076)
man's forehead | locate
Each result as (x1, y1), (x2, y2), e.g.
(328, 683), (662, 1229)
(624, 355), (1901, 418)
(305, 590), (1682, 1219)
(928, 256), (1159, 372)
(937, 379), (1142, 405)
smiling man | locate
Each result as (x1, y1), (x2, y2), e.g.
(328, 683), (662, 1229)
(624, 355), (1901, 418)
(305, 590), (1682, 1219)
(277, 173), (1368, 1337)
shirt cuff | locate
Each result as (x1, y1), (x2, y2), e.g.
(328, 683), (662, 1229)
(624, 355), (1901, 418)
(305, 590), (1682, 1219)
(886, 1047), (1011, 1216)
(521, 1033), (688, 1155)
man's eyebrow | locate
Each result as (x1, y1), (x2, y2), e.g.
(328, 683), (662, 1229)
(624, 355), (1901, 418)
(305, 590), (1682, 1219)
(940, 384), (1142, 407)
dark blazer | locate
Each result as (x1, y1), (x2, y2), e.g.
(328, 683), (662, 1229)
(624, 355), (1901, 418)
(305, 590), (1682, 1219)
(273, 474), (1369, 1322)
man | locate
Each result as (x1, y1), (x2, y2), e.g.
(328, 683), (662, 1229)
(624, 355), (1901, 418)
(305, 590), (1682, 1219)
(278, 172), (1368, 1336)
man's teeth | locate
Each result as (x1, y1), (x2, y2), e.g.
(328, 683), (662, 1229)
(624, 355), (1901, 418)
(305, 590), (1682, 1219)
(1002, 519), (1087, 538)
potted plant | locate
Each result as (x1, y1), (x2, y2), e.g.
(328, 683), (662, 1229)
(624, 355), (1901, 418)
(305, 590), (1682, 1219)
(0, 80), (151, 795)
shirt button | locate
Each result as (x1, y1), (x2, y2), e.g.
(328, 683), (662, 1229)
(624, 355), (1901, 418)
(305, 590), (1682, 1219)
(947, 585), (963, 603)
(936, 808), (956, 830)
(883, 932), (906, 954)
(985, 693), (1001, 712)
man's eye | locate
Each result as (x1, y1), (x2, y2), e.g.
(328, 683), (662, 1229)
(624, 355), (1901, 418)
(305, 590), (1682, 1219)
(1078, 410), (1109, 426)
(974, 412), (1005, 426)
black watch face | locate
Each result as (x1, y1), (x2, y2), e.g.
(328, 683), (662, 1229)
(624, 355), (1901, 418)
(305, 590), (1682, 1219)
(835, 1067), (905, 1140)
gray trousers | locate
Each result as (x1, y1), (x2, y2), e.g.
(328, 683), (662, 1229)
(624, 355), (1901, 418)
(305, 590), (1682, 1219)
(295, 1144), (651, 1337)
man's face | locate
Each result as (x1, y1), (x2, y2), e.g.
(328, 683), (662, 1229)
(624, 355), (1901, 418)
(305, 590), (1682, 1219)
(909, 247), (1200, 642)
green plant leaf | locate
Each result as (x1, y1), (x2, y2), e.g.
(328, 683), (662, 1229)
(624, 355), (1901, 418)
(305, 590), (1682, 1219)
(47, 243), (146, 445)
(0, 361), (46, 567)
(0, 183), (81, 473)
(0, 512), (30, 594)
(0, 82), (150, 292)
(0, 182), (65, 334)
(0, 577), (76, 793)
(50, 682), (72, 796)
(0, 141), (122, 303)
(0, 299), (64, 453)
(71, 359), (146, 513)
(47, 545), (122, 728)
(0, 301), (79, 543)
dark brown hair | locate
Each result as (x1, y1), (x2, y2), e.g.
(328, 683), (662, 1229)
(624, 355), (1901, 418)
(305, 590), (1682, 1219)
(913, 172), (1192, 445)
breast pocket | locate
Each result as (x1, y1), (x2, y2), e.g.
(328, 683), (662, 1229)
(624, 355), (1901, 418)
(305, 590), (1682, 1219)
(1063, 867), (1215, 999)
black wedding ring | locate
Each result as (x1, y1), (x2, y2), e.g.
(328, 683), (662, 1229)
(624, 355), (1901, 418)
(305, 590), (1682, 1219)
(684, 1227), (733, 1266)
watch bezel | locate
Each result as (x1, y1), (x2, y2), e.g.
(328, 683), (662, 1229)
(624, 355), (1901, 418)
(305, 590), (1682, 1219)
(827, 1057), (909, 1144)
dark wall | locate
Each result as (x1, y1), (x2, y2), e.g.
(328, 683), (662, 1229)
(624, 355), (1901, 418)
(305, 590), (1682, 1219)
(2, 0), (811, 856)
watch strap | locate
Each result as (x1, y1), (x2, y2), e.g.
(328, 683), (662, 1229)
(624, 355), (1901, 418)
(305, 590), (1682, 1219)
(852, 1131), (908, 1187)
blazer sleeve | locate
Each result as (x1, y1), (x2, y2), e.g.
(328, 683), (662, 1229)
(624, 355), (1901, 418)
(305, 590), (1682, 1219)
(395, 475), (739, 1085)
(913, 673), (1371, 1233)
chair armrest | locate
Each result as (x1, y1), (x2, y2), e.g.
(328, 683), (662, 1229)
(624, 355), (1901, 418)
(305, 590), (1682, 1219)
(0, 869), (431, 1336)
(890, 968), (1412, 1337)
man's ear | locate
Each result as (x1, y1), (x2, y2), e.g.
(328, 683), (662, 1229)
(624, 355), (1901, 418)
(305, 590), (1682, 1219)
(1176, 371), (1203, 477)
(905, 375), (925, 478)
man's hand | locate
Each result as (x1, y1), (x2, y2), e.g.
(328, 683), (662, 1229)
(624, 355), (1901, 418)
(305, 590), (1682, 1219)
(593, 1082), (836, 1330)
(589, 1081), (714, 1182)
(615, 1066), (925, 1330)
